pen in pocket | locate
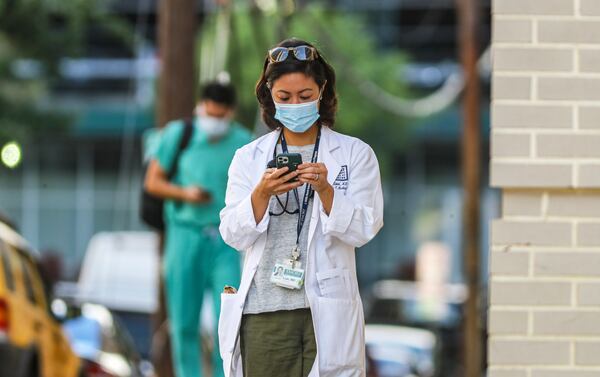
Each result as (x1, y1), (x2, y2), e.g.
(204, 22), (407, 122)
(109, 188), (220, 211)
(223, 285), (237, 294)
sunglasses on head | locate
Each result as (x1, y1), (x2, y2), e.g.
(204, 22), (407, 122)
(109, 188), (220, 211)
(268, 45), (317, 64)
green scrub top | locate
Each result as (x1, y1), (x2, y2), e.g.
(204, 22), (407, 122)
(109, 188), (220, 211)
(154, 118), (252, 227)
(142, 127), (163, 163)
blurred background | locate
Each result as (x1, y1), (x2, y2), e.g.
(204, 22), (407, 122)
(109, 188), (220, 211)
(0, 0), (493, 376)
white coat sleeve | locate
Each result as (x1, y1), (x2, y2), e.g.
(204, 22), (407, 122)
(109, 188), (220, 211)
(319, 144), (384, 248)
(219, 148), (270, 251)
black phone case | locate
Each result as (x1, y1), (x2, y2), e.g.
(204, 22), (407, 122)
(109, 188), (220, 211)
(276, 153), (302, 181)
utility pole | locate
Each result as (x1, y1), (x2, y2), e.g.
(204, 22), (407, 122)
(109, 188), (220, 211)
(456, 0), (482, 376)
(153, 1), (197, 376)
(157, 0), (197, 129)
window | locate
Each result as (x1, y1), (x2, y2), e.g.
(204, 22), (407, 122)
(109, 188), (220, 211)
(20, 256), (38, 305)
(0, 241), (15, 291)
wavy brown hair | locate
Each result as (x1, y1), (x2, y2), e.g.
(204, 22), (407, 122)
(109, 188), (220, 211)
(255, 38), (338, 130)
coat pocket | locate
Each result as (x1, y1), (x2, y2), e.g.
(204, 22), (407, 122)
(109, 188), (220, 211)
(316, 268), (352, 299)
(315, 296), (364, 376)
(218, 293), (240, 359)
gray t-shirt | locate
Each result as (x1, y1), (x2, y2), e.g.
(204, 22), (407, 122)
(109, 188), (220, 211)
(243, 144), (315, 314)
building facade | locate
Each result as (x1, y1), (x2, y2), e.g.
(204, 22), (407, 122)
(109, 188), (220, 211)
(489, 0), (600, 375)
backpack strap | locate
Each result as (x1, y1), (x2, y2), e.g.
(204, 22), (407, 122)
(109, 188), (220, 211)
(166, 118), (194, 180)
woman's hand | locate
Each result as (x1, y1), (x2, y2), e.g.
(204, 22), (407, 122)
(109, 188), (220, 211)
(298, 162), (334, 215)
(255, 167), (303, 198)
(251, 167), (302, 224)
(297, 163), (330, 193)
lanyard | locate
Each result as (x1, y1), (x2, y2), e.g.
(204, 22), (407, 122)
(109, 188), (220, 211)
(275, 126), (321, 261)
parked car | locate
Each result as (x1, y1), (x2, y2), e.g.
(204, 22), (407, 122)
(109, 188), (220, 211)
(367, 280), (466, 328)
(366, 324), (437, 377)
(56, 231), (218, 373)
(54, 299), (147, 377)
(68, 231), (160, 360)
(0, 221), (82, 377)
(366, 280), (468, 377)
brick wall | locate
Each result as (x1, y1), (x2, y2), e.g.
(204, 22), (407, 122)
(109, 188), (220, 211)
(489, 0), (600, 376)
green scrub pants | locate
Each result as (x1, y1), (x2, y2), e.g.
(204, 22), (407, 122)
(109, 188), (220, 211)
(164, 222), (241, 377)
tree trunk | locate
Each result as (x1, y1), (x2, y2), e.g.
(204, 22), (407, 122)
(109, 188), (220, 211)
(153, 0), (197, 376)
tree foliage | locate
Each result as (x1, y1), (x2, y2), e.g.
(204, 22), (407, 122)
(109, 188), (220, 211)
(0, 0), (130, 143)
(200, 3), (412, 174)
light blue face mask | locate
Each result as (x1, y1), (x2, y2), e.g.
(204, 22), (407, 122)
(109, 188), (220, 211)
(274, 98), (320, 133)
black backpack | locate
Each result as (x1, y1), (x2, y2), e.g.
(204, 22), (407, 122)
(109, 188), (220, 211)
(140, 119), (194, 231)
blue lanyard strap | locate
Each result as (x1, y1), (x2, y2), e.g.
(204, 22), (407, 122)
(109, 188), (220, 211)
(278, 126), (322, 249)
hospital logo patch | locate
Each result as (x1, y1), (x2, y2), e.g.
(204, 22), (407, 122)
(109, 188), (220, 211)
(333, 165), (349, 192)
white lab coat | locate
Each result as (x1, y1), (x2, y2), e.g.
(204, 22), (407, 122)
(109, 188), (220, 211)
(218, 126), (384, 377)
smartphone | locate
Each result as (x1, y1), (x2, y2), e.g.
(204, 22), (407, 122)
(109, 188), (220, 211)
(276, 153), (303, 182)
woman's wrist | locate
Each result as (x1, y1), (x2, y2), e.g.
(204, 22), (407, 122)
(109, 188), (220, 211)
(251, 186), (271, 225)
(316, 184), (334, 215)
(252, 186), (271, 202)
(316, 183), (334, 196)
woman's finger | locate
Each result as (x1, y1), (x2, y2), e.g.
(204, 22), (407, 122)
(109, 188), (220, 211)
(275, 171), (299, 185)
(298, 169), (323, 178)
(268, 166), (290, 179)
(298, 162), (319, 170)
(275, 180), (303, 193)
(297, 166), (319, 175)
(299, 163), (327, 172)
(307, 162), (326, 167)
(299, 177), (320, 184)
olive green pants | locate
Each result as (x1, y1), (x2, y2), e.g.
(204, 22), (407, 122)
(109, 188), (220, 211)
(240, 309), (317, 377)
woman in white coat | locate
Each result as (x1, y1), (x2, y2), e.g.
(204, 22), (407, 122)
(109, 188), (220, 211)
(218, 38), (384, 377)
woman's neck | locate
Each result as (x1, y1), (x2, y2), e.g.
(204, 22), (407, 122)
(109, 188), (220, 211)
(282, 123), (319, 146)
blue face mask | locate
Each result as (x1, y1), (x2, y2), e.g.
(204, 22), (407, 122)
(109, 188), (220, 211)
(274, 98), (320, 133)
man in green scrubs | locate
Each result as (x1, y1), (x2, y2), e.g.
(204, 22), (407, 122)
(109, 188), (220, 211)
(144, 81), (252, 377)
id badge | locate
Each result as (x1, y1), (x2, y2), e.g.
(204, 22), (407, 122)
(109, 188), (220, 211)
(270, 260), (305, 290)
